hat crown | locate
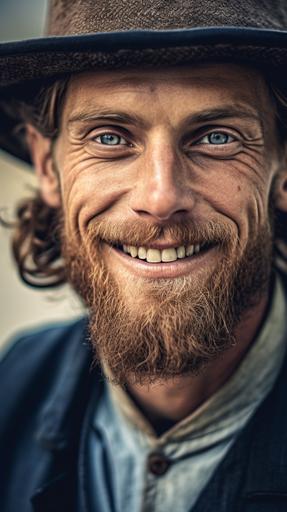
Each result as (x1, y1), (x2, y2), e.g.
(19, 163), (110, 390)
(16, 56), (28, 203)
(46, 0), (287, 36)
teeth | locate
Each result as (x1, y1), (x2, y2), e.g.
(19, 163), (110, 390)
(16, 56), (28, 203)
(186, 245), (194, 256)
(129, 246), (138, 258)
(177, 246), (186, 259)
(121, 243), (204, 262)
(161, 248), (177, 262)
(147, 248), (161, 263)
(138, 247), (147, 259)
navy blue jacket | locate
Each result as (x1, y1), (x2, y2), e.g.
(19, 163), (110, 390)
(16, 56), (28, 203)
(1, 316), (287, 512)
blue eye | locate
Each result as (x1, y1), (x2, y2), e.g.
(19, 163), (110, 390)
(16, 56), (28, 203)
(95, 133), (128, 145)
(199, 132), (235, 145)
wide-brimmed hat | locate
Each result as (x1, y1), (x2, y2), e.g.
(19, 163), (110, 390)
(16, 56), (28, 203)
(2, 0), (287, 164)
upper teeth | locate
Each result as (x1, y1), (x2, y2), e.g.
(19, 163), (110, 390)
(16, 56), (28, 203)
(122, 244), (202, 262)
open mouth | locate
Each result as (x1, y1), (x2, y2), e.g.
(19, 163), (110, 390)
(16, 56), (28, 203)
(111, 242), (214, 264)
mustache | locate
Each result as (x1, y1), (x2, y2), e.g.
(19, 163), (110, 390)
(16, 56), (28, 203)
(85, 217), (236, 249)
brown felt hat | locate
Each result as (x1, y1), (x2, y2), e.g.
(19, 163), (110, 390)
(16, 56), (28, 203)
(2, 0), (287, 164)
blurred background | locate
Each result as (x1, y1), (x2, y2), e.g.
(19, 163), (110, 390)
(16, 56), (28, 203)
(0, 0), (83, 347)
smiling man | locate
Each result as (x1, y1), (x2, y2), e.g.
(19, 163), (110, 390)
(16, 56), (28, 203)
(1, 1), (287, 512)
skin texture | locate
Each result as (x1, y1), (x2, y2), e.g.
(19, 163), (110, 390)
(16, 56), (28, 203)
(27, 63), (287, 426)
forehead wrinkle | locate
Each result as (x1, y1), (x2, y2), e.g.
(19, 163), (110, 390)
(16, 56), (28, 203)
(67, 66), (268, 117)
(68, 74), (267, 117)
(65, 75), (270, 136)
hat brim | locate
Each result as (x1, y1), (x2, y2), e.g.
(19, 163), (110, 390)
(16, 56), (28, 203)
(2, 26), (287, 165)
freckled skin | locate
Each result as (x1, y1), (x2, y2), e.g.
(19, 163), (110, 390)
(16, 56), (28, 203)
(30, 63), (287, 421)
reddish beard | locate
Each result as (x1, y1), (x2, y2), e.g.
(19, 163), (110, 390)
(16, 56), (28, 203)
(62, 217), (272, 385)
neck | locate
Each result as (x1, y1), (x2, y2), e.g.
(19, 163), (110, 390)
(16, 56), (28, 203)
(126, 292), (269, 432)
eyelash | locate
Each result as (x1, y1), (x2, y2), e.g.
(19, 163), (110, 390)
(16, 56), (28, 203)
(196, 132), (236, 145)
(91, 130), (130, 147)
(94, 134), (128, 145)
(90, 129), (238, 148)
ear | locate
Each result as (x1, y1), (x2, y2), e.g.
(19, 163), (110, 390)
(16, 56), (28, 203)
(25, 124), (61, 208)
(274, 169), (287, 213)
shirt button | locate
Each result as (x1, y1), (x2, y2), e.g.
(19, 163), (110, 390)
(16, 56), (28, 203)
(148, 452), (171, 476)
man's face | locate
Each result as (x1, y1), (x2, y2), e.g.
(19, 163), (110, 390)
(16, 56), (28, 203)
(47, 64), (281, 383)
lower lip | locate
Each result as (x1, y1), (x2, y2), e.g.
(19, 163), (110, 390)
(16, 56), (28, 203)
(104, 244), (218, 279)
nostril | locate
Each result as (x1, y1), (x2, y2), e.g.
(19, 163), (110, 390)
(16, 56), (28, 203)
(135, 206), (189, 219)
(176, 209), (189, 215)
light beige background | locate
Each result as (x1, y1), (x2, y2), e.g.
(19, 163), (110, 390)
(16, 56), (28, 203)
(0, 1), (83, 347)
(0, 153), (83, 347)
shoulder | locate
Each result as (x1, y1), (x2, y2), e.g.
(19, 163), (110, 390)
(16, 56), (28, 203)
(0, 317), (89, 420)
(0, 317), (95, 511)
(1, 316), (87, 368)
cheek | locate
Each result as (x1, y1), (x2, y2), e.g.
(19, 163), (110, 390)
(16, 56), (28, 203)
(58, 155), (135, 240)
(196, 163), (271, 241)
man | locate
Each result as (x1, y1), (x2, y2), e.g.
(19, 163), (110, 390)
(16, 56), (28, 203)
(1, 0), (287, 511)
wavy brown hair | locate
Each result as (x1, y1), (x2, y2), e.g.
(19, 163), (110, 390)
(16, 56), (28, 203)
(2, 71), (287, 288)
(1, 77), (69, 287)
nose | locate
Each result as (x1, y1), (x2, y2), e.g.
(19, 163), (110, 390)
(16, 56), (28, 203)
(130, 138), (195, 222)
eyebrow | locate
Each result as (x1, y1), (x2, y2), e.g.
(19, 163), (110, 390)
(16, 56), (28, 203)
(68, 110), (147, 129)
(183, 107), (263, 128)
(67, 105), (263, 131)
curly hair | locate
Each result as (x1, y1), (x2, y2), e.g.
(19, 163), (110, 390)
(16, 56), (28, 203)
(2, 71), (287, 288)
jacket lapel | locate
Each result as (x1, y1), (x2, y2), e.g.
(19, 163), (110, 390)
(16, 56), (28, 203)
(31, 473), (75, 512)
(191, 348), (287, 512)
(30, 318), (103, 512)
(239, 354), (287, 510)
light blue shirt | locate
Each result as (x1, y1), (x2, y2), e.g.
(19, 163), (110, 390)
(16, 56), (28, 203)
(87, 276), (287, 512)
